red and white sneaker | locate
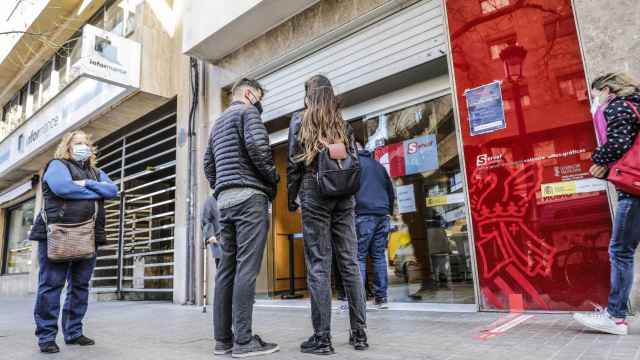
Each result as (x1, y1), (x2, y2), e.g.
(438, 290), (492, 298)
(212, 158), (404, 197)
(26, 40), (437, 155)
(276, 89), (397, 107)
(573, 306), (628, 335)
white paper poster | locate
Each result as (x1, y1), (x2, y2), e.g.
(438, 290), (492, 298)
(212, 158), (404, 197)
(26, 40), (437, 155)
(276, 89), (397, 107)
(396, 184), (416, 214)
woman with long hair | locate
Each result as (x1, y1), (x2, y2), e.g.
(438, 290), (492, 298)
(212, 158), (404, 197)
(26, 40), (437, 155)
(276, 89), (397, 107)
(287, 75), (368, 355)
(29, 130), (118, 353)
(573, 72), (640, 335)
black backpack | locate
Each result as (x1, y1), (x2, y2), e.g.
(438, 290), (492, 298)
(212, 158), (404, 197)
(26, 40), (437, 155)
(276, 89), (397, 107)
(315, 141), (361, 197)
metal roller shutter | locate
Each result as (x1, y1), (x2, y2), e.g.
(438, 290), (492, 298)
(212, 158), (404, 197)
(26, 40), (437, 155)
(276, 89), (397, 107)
(92, 108), (177, 298)
(259, 0), (446, 122)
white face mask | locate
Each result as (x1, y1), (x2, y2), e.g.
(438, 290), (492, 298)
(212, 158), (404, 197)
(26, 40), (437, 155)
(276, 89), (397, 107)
(71, 144), (92, 162)
(590, 96), (602, 115)
(591, 89), (611, 115)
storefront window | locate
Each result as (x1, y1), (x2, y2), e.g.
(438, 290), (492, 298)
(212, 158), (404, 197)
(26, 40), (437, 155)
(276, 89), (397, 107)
(105, 0), (125, 35)
(55, 48), (72, 91)
(97, 0), (140, 37)
(355, 95), (475, 304)
(40, 61), (54, 105)
(27, 72), (41, 117)
(3, 199), (35, 274)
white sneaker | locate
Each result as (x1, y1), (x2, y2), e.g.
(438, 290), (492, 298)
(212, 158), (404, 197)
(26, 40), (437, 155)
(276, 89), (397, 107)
(573, 308), (628, 335)
(374, 299), (389, 310)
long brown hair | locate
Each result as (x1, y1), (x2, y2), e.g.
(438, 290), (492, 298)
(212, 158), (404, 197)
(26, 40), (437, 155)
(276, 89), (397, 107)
(296, 75), (347, 165)
(53, 130), (97, 167)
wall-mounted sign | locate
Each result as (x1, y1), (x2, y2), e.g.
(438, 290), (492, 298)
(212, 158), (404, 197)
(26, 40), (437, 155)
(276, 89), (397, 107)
(0, 24), (141, 179)
(404, 134), (439, 175)
(465, 81), (506, 136)
(426, 193), (466, 207)
(396, 184), (416, 214)
(444, 206), (466, 222)
(374, 134), (440, 178)
(71, 24), (141, 88)
(0, 79), (130, 177)
(540, 178), (607, 198)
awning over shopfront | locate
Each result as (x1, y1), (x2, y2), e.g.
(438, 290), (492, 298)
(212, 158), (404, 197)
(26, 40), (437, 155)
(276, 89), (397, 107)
(0, 24), (141, 190)
(0, 179), (33, 207)
(182, 0), (319, 61)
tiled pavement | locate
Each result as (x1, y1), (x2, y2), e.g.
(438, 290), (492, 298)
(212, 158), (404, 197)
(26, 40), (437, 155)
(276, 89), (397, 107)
(1, 297), (640, 360)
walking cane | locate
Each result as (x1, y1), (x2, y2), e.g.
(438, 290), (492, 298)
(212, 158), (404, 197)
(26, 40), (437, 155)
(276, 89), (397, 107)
(203, 239), (208, 313)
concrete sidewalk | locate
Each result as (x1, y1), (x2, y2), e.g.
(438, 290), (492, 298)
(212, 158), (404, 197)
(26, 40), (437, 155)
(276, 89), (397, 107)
(1, 297), (640, 360)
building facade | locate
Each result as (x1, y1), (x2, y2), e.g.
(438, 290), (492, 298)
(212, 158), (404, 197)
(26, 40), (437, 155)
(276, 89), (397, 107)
(182, 0), (640, 312)
(2, 0), (639, 312)
(0, 0), (196, 304)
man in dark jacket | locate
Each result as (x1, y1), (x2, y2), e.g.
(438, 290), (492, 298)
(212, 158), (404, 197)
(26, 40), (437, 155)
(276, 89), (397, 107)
(201, 195), (221, 268)
(355, 145), (395, 309)
(203, 78), (280, 357)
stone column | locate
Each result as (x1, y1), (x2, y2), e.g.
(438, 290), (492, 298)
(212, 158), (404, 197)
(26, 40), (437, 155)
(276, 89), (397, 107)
(573, 0), (640, 313)
(197, 64), (224, 306)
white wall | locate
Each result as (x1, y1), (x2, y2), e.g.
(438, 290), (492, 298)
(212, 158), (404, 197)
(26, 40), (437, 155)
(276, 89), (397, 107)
(182, 0), (319, 61)
(182, 0), (262, 56)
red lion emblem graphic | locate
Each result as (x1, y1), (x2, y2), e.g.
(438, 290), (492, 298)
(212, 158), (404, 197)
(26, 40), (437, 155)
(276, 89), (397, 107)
(470, 162), (557, 310)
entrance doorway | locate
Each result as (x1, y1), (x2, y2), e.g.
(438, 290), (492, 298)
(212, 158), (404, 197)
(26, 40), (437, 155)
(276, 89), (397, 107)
(91, 102), (177, 300)
(265, 94), (476, 305)
(262, 144), (306, 298)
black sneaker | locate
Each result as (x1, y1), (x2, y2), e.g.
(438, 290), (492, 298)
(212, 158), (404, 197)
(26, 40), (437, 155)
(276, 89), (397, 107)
(39, 341), (60, 354)
(214, 341), (233, 355)
(300, 334), (335, 355)
(349, 329), (369, 351)
(65, 335), (95, 346)
(231, 335), (279, 358)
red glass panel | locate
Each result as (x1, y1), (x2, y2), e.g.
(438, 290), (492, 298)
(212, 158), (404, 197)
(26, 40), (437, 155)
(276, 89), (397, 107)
(444, 0), (612, 310)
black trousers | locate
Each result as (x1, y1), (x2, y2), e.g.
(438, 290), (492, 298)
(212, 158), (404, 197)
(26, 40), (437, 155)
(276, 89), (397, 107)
(213, 194), (269, 345)
(300, 175), (366, 336)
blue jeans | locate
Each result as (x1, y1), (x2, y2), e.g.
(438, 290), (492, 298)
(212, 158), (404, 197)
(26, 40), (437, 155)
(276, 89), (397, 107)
(34, 241), (96, 345)
(356, 215), (390, 302)
(608, 196), (640, 319)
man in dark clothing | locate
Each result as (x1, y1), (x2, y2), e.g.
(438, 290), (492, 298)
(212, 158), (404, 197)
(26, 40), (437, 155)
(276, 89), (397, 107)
(201, 195), (221, 268)
(355, 147), (395, 309)
(203, 78), (280, 358)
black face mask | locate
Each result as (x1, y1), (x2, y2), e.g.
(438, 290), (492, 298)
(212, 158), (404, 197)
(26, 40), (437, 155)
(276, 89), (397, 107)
(252, 101), (263, 114)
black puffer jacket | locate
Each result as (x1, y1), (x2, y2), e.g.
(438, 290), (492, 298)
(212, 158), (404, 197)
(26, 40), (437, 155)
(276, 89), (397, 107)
(204, 101), (279, 199)
(30, 160), (107, 246)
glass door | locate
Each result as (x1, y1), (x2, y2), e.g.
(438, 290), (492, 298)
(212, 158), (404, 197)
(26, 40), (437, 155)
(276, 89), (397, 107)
(353, 94), (476, 304)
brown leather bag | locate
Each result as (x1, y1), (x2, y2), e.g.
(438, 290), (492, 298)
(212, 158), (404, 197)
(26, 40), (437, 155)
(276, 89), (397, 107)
(44, 201), (97, 262)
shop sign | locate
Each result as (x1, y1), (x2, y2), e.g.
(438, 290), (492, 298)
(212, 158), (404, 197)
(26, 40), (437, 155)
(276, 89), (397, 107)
(540, 178), (607, 198)
(396, 184), (416, 214)
(426, 193), (466, 207)
(374, 135), (440, 178)
(404, 134), (439, 175)
(444, 206), (466, 222)
(465, 81), (506, 136)
(71, 24), (141, 88)
(0, 78), (130, 177)
(374, 142), (405, 178)
(0, 25), (140, 179)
